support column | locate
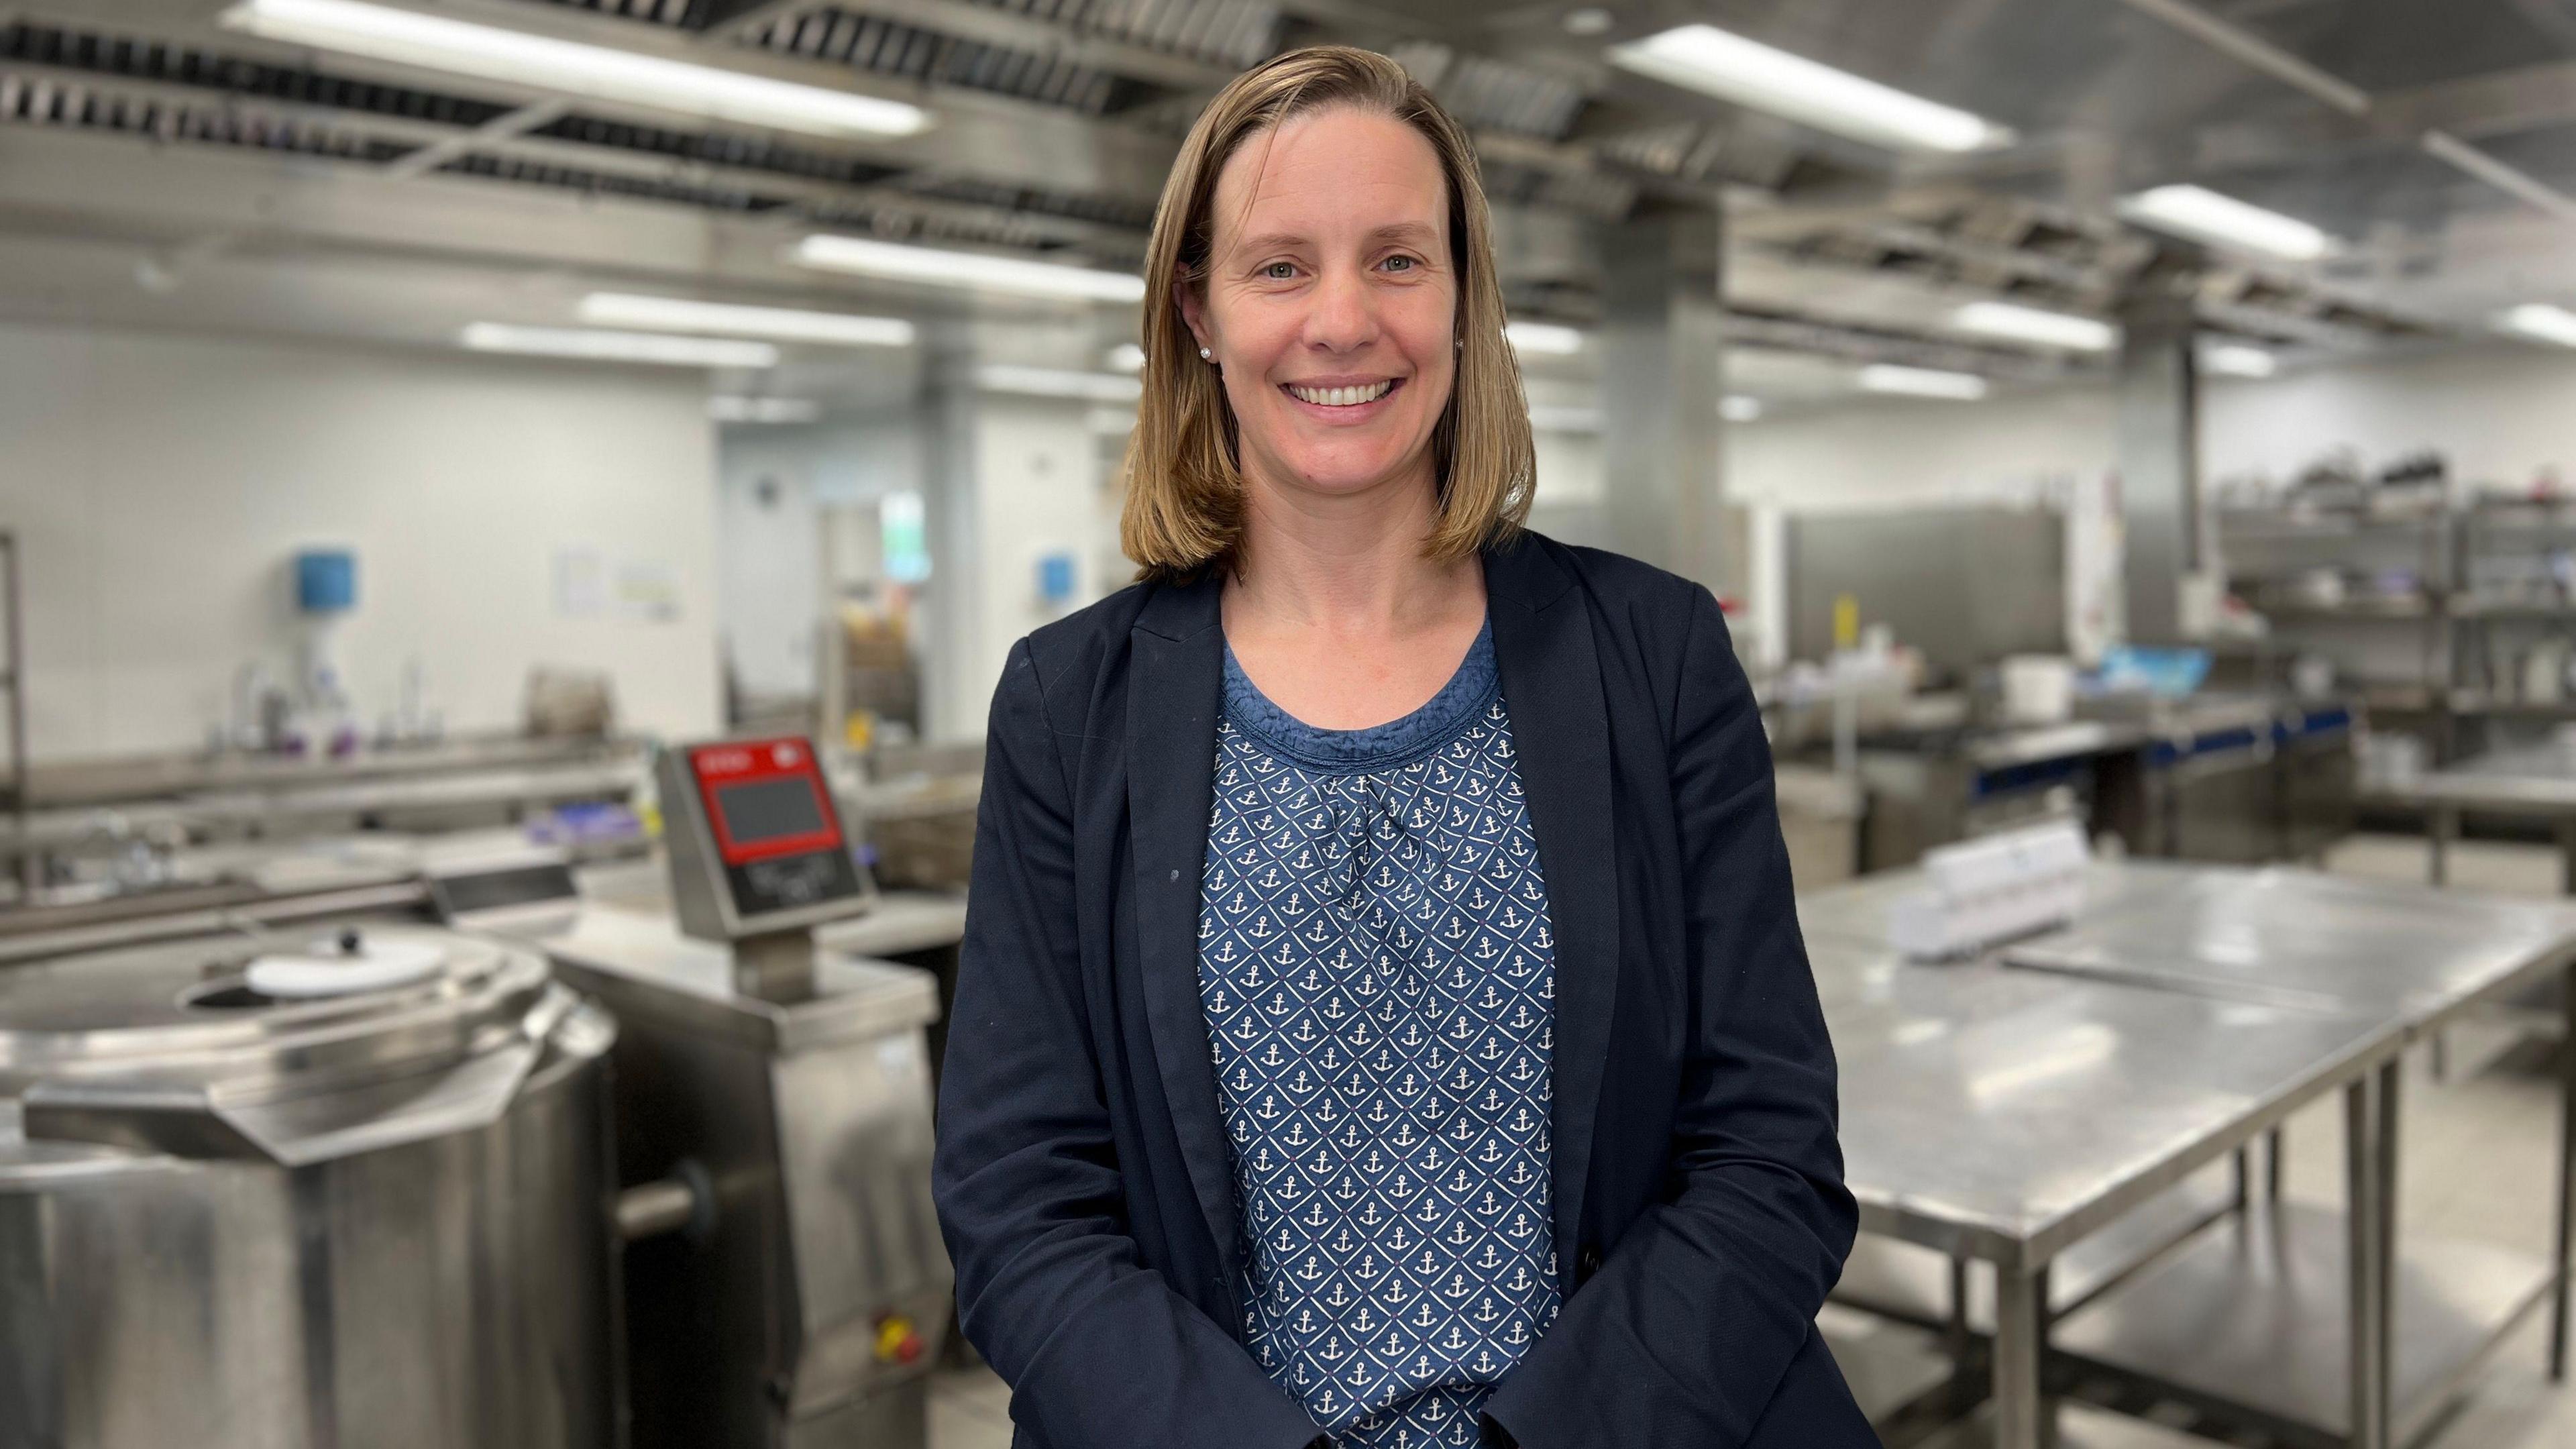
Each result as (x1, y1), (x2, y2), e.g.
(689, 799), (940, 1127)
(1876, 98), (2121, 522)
(918, 329), (1105, 742)
(1597, 205), (1733, 591)
(2117, 297), (2201, 645)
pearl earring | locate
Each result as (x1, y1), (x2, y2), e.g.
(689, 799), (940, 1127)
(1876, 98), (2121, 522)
(1199, 347), (1213, 360)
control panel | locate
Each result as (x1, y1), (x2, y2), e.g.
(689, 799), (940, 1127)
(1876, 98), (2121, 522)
(658, 735), (871, 943)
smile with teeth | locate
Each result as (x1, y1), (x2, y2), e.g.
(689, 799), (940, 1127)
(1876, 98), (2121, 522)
(1285, 380), (1397, 407)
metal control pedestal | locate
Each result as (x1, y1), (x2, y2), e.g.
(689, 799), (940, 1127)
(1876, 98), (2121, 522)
(539, 910), (949, 1449)
(445, 736), (949, 1449)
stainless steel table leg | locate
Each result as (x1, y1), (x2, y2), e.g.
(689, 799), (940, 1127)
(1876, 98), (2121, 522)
(2376, 1061), (2402, 1448)
(2429, 805), (2456, 888)
(1994, 1260), (2052, 1449)
(2346, 1077), (2384, 1449)
(2554, 960), (2575, 1382)
(2267, 1126), (2285, 1202)
(2561, 819), (2576, 898)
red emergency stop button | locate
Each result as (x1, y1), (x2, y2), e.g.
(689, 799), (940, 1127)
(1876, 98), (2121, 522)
(874, 1313), (924, 1366)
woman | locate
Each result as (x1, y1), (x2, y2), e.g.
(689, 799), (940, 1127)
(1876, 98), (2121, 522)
(934, 46), (1868, 1449)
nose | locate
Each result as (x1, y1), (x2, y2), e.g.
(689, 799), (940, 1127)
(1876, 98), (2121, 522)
(1302, 262), (1379, 355)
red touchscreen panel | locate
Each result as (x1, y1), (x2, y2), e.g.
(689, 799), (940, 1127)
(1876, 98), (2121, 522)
(689, 737), (843, 866)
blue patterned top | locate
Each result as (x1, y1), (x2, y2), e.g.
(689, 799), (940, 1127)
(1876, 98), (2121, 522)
(1197, 620), (1560, 1449)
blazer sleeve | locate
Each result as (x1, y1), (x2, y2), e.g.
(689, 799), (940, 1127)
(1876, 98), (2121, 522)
(932, 639), (1327, 1449)
(1483, 585), (1858, 1448)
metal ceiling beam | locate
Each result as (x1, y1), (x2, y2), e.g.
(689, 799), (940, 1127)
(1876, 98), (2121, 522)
(2121, 0), (2576, 231)
(2196, 58), (2576, 175)
(1721, 310), (2075, 383)
(2380, 58), (2576, 140)
(384, 97), (567, 180)
(2113, 0), (2369, 116)
(2420, 129), (2576, 223)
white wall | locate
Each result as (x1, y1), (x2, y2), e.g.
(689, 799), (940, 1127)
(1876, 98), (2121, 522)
(1710, 341), (2576, 519)
(0, 321), (722, 762)
(1725, 385), (2118, 513)
(2201, 343), (2576, 488)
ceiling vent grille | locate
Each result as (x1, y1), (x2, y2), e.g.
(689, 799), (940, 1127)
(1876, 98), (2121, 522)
(975, 0), (1279, 69)
(747, 7), (1129, 113)
(521, 0), (711, 26)
(0, 21), (517, 127)
(0, 68), (411, 163)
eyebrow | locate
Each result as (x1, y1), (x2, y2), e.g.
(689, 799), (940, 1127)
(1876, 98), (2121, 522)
(1232, 221), (1442, 253)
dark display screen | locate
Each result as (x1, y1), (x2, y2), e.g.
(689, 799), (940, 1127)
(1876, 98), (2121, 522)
(714, 777), (827, 844)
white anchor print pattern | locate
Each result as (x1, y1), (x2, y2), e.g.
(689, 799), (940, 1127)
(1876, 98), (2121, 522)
(1199, 633), (1559, 1449)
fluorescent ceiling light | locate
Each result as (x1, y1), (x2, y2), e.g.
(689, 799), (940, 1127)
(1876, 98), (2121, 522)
(581, 293), (913, 347)
(2504, 304), (2576, 349)
(2202, 343), (2277, 378)
(976, 364), (1145, 402)
(1722, 395), (1764, 422)
(462, 322), (777, 368)
(1607, 23), (2010, 154)
(796, 235), (1145, 303)
(1105, 343), (1147, 373)
(1505, 321), (1587, 356)
(1954, 301), (2118, 352)
(2117, 184), (2331, 261)
(710, 395), (822, 423)
(1858, 364), (1988, 400)
(1527, 403), (1603, 433)
(223, 0), (928, 138)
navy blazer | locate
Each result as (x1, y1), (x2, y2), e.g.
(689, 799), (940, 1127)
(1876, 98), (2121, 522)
(933, 533), (1870, 1448)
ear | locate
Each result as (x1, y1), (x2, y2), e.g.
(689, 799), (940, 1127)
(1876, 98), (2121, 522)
(1177, 280), (1213, 358)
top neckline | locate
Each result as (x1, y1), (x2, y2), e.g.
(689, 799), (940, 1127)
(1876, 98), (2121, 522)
(1220, 619), (1499, 773)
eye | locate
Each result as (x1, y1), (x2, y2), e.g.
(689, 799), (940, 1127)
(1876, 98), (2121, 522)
(1263, 261), (1299, 280)
(1383, 255), (1417, 272)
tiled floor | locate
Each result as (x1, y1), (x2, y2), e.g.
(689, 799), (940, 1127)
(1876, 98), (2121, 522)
(927, 834), (2576, 1448)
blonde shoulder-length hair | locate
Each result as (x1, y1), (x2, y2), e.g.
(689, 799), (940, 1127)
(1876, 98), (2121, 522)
(1118, 45), (1536, 581)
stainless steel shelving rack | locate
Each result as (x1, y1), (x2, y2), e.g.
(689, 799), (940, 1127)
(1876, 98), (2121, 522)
(2219, 496), (2576, 767)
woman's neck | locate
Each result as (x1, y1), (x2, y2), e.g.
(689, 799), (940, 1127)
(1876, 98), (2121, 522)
(1226, 462), (1477, 636)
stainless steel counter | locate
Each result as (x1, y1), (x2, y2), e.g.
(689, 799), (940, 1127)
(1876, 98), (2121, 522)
(0, 758), (643, 859)
(2366, 740), (2576, 893)
(2002, 867), (2576, 1026)
(1821, 934), (2392, 1267)
(1803, 861), (2404, 1449)
(17, 731), (638, 809)
(1803, 857), (2576, 1449)
(1990, 865), (2576, 1446)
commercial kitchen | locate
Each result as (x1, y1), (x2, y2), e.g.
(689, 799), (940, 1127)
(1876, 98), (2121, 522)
(4, 3), (2576, 1448)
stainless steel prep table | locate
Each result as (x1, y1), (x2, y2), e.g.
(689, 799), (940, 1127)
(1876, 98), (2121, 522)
(1801, 910), (2401, 1449)
(2365, 740), (2576, 894)
(2000, 867), (2576, 1448)
(0, 758), (644, 859)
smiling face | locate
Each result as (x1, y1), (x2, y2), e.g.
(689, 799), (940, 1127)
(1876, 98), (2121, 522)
(1181, 105), (1458, 513)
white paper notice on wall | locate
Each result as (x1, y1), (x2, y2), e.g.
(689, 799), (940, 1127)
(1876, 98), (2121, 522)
(613, 559), (682, 623)
(553, 547), (606, 619)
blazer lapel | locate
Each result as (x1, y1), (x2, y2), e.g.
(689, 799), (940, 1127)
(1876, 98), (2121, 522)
(1485, 537), (1619, 1270)
(1126, 572), (1243, 1287)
